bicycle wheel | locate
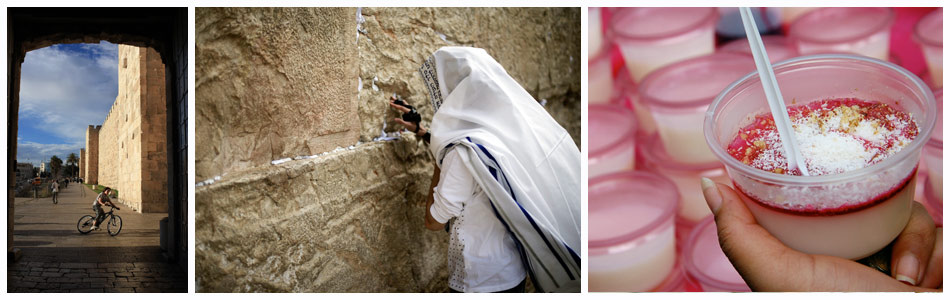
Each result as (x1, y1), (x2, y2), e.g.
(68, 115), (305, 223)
(108, 215), (123, 236)
(77, 215), (95, 234)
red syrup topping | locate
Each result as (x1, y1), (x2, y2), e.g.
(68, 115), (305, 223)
(726, 99), (920, 215)
(728, 99), (918, 176)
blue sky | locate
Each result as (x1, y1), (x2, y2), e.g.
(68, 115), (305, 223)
(16, 41), (118, 166)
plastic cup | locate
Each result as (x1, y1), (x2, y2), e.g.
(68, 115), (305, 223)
(704, 54), (937, 260)
(589, 104), (636, 178)
(789, 7), (895, 61)
(683, 216), (751, 292)
(588, 48), (614, 105)
(719, 35), (799, 63)
(640, 52), (755, 166)
(590, 7), (605, 60)
(589, 171), (679, 292)
(914, 9), (942, 89)
(611, 7), (718, 82)
(923, 89), (942, 207)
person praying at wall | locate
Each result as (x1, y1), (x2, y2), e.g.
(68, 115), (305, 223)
(388, 47), (581, 293)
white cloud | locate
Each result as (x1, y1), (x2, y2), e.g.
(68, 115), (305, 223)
(19, 41), (119, 142)
(16, 141), (84, 165)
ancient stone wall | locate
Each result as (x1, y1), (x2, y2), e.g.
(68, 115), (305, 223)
(195, 7), (361, 181)
(83, 125), (100, 184)
(195, 7), (579, 292)
(95, 45), (168, 213)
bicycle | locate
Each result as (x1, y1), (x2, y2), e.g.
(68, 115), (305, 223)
(77, 206), (122, 236)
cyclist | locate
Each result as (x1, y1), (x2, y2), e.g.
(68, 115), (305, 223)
(91, 187), (116, 230)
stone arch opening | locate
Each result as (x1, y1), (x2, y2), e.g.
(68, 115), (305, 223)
(6, 7), (188, 278)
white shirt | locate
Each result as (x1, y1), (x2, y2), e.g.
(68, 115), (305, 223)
(429, 148), (526, 292)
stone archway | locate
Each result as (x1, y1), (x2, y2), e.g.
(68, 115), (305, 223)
(7, 8), (188, 272)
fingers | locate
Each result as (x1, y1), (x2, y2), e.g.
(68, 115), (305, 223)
(393, 118), (417, 132)
(388, 101), (411, 113)
(919, 227), (942, 288)
(889, 202), (937, 286)
(700, 178), (811, 291)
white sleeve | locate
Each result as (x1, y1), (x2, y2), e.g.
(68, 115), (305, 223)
(429, 148), (477, 224)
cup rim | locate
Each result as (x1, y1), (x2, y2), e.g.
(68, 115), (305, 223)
(683, 216), (750, 292)
(588, 171), (678, 248)
(639, 52), (755, 111)
(789, 7), (895, 45)
(703, 54), (937, 185)
(610, 7), (718, 42)
(589, 104), (637, 159)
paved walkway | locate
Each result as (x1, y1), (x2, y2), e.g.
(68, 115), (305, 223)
(8, 183), (186, 292)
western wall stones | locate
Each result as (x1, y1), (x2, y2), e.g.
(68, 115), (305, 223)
(195, 7), (361, 181)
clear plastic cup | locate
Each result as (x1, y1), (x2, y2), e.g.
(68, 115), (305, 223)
(588, 48), (614, 105)
(611, 7), (718, 82)
(640, 52), (755, 166)
(923, 89), (942, 207)
(914, 8), (942, 89)
(589, 104), (636, 178)
(789, 7), (895, 61)
(590, 7), (605, 60)
(719, 35), (799, 63)
(683, 216), (751, 292)
(704, 54), (937, 260)
(589, 171), (679, 292)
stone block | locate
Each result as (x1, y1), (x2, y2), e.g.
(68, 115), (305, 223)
(196, 7), (361, 180)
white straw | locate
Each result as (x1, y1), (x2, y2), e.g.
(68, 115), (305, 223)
(739, 7), (810, 176)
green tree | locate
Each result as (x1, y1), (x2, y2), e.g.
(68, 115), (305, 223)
(67, 153), (78, 176)
(50, 155), (63, 178)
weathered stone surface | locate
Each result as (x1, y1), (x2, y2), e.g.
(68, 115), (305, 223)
(92, 45), (168, 213)
(195, 7), (361, 181)
(357, 7), (581, 147)
(195, 7), (579, 292)
(196, 139), (442, 292)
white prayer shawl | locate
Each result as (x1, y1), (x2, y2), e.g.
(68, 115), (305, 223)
(420, 47), (581, 292)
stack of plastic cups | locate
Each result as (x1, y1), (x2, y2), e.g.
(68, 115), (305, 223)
(589, 105), (637, 178)
(611, 7), (718, 82)
(914, 8), (942, 89)
(639, 52), (756, 166)
(589, 172), (680, 292)
(683, 217), (752, 292)
(789, 7), (895, 61)
(719, 35), (799, 63)
(922, 89), (942, 225)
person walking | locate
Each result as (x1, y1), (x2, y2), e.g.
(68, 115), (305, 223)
(50, 180), (60, 204)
